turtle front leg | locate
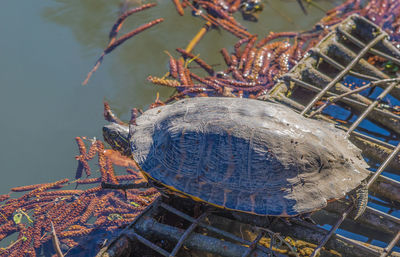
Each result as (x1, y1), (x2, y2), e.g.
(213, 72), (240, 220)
(350, 181), (368, 220)
(299, 212), (317, 224)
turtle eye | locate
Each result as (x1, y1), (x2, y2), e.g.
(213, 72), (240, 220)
(109, 131), (118, 139)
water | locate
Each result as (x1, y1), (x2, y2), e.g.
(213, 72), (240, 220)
(0, 0), (341, 194)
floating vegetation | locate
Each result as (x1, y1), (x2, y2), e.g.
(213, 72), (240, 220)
(82, 3), (164, 86)
(145, 0), (400, 101)
(0, 138), (159, 257)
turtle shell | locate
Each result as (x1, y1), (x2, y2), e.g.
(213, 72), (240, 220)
(130, 97), (369, 216)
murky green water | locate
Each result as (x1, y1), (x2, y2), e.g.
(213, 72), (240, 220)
(0, 0), (342, 193)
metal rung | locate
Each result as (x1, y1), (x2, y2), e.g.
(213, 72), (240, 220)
(346, 82), (400, 136)
(301, 32), (387, 115)
(267, 14), (400, 257)
(350, 129), (398, 150)
(160, 202), (252, 244)
(294, 219), (381, 256)
(241, 232), (265, 257)
(309, 48), (380, 81)
(283, 75), (400, 134)
(132, 230), (171, 256)
(160, 203), (274, 255)
(337, 27), (400, 67)
(285, 75), (400, 122)
(309, 139), (400, 257)
(169, 212), (208, 256)
(310, 205), (353, 257)
(381, 231), (400, 257)
(367, 141), (400, 188)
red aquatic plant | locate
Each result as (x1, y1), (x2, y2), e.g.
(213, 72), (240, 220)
(0, 138), (159, 257)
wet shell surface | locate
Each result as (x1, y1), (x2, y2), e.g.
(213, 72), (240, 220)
(131, 97), (369, 216)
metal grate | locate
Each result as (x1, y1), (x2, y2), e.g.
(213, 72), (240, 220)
(98, 14), (400, 257)
(265, 14), (400, 257)
(98, 197), (291, 257)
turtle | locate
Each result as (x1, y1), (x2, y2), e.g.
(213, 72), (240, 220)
(102, 97), (370, 219)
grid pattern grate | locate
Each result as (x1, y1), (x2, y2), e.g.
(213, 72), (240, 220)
(266, 14), (400, 257)
(99, 14), (400, 257)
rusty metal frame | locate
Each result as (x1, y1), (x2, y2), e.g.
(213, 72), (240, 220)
(266, 14), (400, 257)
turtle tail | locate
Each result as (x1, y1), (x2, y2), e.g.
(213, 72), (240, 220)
(352, 182), (368, 220)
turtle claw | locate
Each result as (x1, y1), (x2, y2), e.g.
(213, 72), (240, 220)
(300, 213), (317, 224)
(277, 217), (293, 226)
(351, 182), (369, 220)
(291, 213), (317, 225)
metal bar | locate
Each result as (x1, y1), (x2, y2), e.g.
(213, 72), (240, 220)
(368, 197), (399, 210)
(304, 66), (375, 106)
(270, 15), (400, 257)
(133, 217), (279, 257)
(301, 32), (387, 116)
(305, 90), (400, 256)
(310, 205), (354, 257)
(293, 218), (381, 256)
(304, 89), (400, 257)
(335, 78), (400, 102)
(309, 81), (377, 118)
(350, 130), (397, 151)
(310, 78), (400, 118)
(257, 227), (300, 257)
(380, 230), (400, 257)
(336, 27), (400, 67)
(159, 203), (274, 255)
(323, 202), (400, 235)
(125, 197), (160, 228)
(286, 76), (358, 101)
(367, 142), (400, 188)
(309, 48), (380, 81)
(160, 203), (247, 243)
(366, 205), (400, 225)
(285, 76), (400, 120)
(306, 90), (400, 257)
(241, 232), (265, 257)
(97, 197), (160, 256)
(283, 78), (400, 149)
(131, 231), (171, 256)
(169, 212), (208, 257)
(346, 81), (399, 136)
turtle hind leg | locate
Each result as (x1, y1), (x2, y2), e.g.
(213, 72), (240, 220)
(351, 183), (369, 220)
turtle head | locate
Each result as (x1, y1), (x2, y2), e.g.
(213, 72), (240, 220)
(102, 122), (131, 156)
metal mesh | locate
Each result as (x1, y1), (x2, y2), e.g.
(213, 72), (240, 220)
(102, 197), (287, 257)
(99, 14), (400, 257)
(265, 14), (400, 257)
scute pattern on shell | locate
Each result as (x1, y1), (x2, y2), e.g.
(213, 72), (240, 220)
(131, 97), (369, 216)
